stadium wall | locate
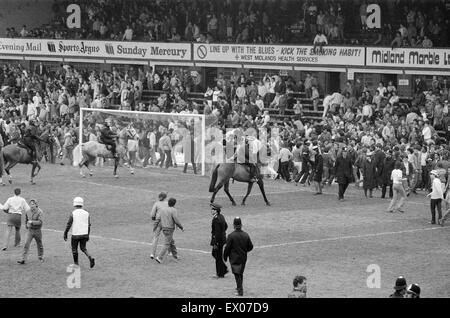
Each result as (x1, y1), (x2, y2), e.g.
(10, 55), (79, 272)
(2, 38), (450, 96)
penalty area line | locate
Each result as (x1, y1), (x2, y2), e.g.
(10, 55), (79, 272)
(255, 226), (446, 249)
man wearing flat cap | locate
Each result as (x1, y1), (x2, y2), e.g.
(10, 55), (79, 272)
(210, 203), (228, 278)
(224, 217), (253, 296)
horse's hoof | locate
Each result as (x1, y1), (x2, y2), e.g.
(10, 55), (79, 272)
(266, 202), (271, 206)
(89, 173), (93, 177)
(231, 201), (237, 206)
(81, 175), (86, 178)
(241, 202), (246, 206)
(114, 175), (119, 179)
(130, 171), (134, 175)
(8, 180), (12, 184)
(31, 181), (36, 185)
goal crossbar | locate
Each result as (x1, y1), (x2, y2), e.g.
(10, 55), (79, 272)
(79, 108), (207, 176)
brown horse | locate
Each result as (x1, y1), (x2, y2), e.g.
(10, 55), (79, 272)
(0, 136), (55, 185)
(209, 163), (270, 206)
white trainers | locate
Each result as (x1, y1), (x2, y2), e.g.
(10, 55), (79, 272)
(155, 257), (162, 264)
(150, 254), (154, 259)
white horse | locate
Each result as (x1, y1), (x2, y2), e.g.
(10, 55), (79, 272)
(72, 141), (134, 178)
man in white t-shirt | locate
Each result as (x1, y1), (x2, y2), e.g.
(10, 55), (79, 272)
(422, 121), (432, 144)
(387, 162), (407, 213)
(122, 25), (133, 41)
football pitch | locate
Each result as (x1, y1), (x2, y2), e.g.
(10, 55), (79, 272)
(0, 163), (449, 298)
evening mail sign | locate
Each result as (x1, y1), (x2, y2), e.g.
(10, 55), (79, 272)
(194, 44), (364, 66)
(0, 38), (191, 61)
(367, 47), (450, 68)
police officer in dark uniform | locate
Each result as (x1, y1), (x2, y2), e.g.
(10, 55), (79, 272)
(210, 203), (228, 278)
(241, 136), (260, 182)
(22, 119), (41, 162)
(389, 276), (407, 298)
(99, 121), (118, 157)
(224, 217), (253, 296)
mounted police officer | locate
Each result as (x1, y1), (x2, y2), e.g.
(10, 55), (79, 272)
(22, 119), (41, 162)
(234, 134), (261, 183)
(99, 120), (118, 158)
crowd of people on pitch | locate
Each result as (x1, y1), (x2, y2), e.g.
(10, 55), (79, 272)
(2, 60), (450, 224)
(5, 0), (450, 47)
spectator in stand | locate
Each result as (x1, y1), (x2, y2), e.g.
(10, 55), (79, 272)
(391, 31), (403, 49)
(422, 35), (433, 47)
(122, 25), (133, 41)
(313, 31), (328, 54)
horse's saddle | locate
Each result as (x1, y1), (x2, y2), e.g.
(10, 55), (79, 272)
(17, 142), (31, 153)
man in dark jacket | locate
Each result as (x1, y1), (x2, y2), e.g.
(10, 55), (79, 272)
(374, 144), (386, 188)
(224, 217), (253, 296)
(210, 203), (228, 278)
(381, 150), (395, 198)
(362, 152), (377, 198)
(334, 147), (353, 200)
(312, 145), (323, 195)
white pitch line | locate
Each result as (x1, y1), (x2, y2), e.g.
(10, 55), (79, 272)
(67, 179), (305, 199)
(2, 222), (446, 254)
(255, 226), (446, 249)
(1, 223), (210, 255)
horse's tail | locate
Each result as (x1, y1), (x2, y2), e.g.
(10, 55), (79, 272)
(72, 144), (83, 166)
(209, 164), (220, 192)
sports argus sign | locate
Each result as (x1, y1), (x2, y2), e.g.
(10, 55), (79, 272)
(0, 38), (191, 61)
(193, 44), (365, 66)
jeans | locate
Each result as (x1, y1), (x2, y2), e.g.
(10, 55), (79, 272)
(3, 225), (21, 249)
(21, 229), (43, 261)
(158, 228), (177, 260)
(421, 166), (430, 190)
(140, 146), (150, 167)
(381, 184), (393, 198)
(159, 150), (172, 168)
(151, 223), (162, 256)
(430, 198), (442, 223)
(388, 183), (406, 211)
(280, 161), (290, 181)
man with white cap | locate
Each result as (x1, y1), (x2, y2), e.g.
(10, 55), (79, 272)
(63, 197), (95, 268)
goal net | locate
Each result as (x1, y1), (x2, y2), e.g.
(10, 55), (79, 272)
(79, 108), (209, 176)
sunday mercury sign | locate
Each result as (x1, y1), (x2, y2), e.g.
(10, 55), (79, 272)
(193, 44), (365, 66)
(0, 38), (191, 61)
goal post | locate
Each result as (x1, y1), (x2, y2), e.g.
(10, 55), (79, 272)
(79, 108), (207, 176)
